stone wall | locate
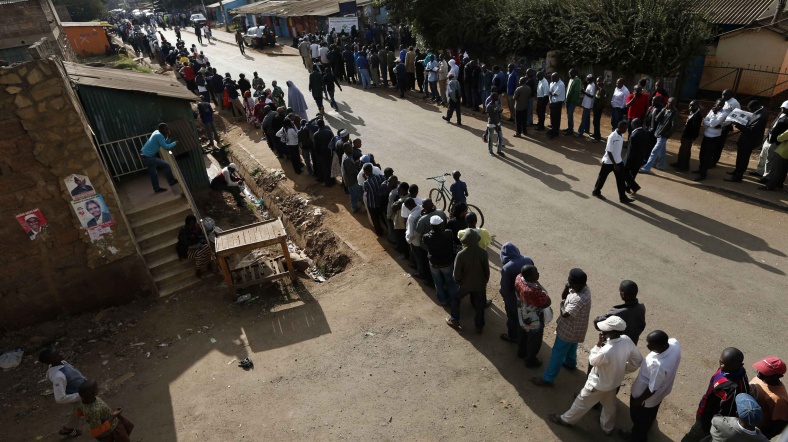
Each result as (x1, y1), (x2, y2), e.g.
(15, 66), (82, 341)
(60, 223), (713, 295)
(0, 0), (64, 59)
(0, 58), (153, 329)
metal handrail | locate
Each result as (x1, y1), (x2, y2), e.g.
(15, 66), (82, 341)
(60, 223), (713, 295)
(98, 134), (150, 180)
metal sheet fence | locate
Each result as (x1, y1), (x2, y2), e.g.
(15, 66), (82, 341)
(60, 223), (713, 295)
(98, 134), (149, 180)
(684, 63), (788, 113)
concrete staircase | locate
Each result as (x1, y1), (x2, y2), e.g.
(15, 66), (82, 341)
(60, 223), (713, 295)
(125, 193), (202, 298)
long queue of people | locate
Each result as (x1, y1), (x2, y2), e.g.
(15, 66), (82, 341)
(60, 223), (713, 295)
(158, 32), (788, 442)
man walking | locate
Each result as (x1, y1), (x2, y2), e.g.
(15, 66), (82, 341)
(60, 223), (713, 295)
(422, 216), (458, 305)
(442, 73), (462, 125)
(486, 92), (504, 156)
(564, 69), (582, 136)
(447, 230), (490, 334)
(593, 120), (634, 203)
(641, 98), (679, 173)
(548, 316), (643, 436)
(672, 101), (703, 171)
(235, 29), (245, 55)
(140, 123), (178, 193)
(726, 100), (767, 182)
(308, 66), (325, 113)
(513, 77), (532, 137)
(533, 268), (591, 387)
(547, 73), (566, 139)
(298, 38), (312, 71)
(681, 347), (750, 442)
(620, 330), (681, 442)
(499, 242), (534, 343)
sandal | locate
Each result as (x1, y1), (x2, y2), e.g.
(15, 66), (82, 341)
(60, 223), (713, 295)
(59, 429), (82, 438)
(499, 333), (518, 343)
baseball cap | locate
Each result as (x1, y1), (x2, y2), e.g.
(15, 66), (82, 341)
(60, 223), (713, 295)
(430, 215), (443, 225)
(735, 394), (763, 426)
(782, 100), (788, 110)
(753, 356), (786, 376)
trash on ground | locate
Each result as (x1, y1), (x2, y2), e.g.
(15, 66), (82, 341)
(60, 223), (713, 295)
(210, 338), (217, 344)
(236, 294), (252, 303)
(238, 358), (254, 370)
(0, 349), (24, 369)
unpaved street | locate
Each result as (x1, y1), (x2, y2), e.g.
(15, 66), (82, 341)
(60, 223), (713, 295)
(3, 32), (786, 442)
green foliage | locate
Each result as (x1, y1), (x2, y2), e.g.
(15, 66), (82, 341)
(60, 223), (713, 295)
(384, 0), (712, 75)
(113, 55), (154, 74)
(53, 0), (106, 22)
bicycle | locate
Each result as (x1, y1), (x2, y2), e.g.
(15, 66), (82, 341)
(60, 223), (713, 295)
(427, 173), (485, 227)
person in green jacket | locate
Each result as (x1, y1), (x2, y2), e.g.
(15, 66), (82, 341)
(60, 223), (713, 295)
(564, 68), (582, 136)
(447, 229), (490, 334)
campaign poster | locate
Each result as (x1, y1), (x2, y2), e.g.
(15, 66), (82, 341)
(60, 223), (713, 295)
(64, 174), (96, 200)
(16, 208), (48, 240)
(71, 194), (114, 230)
(328, 17), (358, 34)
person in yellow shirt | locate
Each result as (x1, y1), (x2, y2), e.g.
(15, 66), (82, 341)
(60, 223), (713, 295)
(458, 212), (490, 249)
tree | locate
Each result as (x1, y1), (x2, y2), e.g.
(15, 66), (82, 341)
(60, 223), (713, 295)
(53, 0), (107, 22)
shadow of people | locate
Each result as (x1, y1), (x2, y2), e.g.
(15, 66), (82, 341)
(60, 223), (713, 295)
(494, 154), (590, 200)
(620, 195), (785, 274)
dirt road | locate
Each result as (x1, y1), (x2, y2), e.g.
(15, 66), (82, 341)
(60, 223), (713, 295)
(2, 33), (785, 441)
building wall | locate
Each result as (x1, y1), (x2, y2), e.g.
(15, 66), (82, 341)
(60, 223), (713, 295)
(0, 58), (153, 329)
(0, 0), (65, 60)
(64, 26), (110, 57)
(703, 29), (788, 96)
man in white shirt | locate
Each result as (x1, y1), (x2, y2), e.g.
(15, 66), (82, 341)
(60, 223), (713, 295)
(547, 72), (565, 138)
(610, 78), (630, 130)
(39, 349), (87, 438)
(310, 39), (320, 60)
(210, 163), (245, 207)
(577, 74), (596, 138)
(713, 89), (742, 167)
(593, 121), (634, 203)
(694, 99), (727, 181)
(319, 42), (330, 65)
(535, 71), (550, 130)
(620, 331), (681, 442)
(549, 316), (643, 436)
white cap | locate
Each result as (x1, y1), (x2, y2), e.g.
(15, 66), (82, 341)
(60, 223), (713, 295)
(24, 213), (39, 221)
(430, 215), (443, 226)
(338, 129), (348, 137)
(597, 316), (627, 332)
(227, 163), (237, 170)
(781, 100), (788, 110)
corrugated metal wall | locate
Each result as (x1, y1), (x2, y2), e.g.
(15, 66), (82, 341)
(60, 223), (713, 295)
(76, 85), (209, 191)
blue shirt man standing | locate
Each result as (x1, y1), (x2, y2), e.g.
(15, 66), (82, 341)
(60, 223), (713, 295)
(140, 123), (179, 193)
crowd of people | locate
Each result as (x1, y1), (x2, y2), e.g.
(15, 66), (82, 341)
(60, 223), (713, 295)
(127, 25), (788, 442)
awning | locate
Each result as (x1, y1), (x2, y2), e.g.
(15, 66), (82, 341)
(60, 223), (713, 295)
(230, 0), (371, 17)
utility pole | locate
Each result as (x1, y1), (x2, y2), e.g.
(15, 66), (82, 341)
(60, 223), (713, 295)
(220, 0), (229, 32)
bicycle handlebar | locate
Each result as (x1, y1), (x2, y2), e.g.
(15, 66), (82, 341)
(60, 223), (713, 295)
(426, 172), (451, 181)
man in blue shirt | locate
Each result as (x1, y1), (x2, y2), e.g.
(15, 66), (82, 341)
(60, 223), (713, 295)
(506, 64), (518, 122)
(140, 123), (178, 193)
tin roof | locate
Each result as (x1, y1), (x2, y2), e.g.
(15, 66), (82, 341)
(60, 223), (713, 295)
(61, 21), (113, 27)
(695, 0), (775, 25)
(64, 62), (197, 101)
(230, 0), (371, 17)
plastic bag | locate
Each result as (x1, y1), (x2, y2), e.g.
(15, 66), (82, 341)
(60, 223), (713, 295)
(0, 349), (24, 369)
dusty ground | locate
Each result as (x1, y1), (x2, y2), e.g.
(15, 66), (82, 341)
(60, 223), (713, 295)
(1, 30), (787, 442)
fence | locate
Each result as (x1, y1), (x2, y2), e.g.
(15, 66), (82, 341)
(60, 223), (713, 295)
(98, 133), (149, 181)
(682, 63), (788, 113)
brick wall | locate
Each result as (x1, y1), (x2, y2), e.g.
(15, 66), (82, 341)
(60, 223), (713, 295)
(0, 58), (153, 329)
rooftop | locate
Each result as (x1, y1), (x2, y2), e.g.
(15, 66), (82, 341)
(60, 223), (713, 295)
(64, 62), (197, 101)
(230, 0), (371, 17)
(695, 0), (775, 25)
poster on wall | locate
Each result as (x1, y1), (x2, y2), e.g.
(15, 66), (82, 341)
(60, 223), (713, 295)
(71, 195), (114, 230)
(64, 174), (96, 200)
(328, 17), (358, 34)
(16, 209), (48, 240)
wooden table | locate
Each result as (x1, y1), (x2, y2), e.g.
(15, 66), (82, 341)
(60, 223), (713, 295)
(214, 219), (295, 295)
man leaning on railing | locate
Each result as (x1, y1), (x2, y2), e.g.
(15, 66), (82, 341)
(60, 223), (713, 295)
(140, 123), (179, 193)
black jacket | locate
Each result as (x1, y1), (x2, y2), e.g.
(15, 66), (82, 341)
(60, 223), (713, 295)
(682, 109), (703, 141)
(735, 107), (768, 148)
(422, 228), (455, 267)
(767, 112), (788, 144)
(625, 127), (652, 168)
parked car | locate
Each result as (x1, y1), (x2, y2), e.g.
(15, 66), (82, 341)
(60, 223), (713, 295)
(190, 13), (207, 27)
(243, 26), (276, 48)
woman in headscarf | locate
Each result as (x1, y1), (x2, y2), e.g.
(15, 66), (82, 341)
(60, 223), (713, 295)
(243, 90), (256, 125)
(286, 80), (309, 121)
(448, 58), (459, 78)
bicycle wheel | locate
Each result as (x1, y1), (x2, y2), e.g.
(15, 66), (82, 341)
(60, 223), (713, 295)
(467, 204), (485, 228)
(429, 188), (447, 211)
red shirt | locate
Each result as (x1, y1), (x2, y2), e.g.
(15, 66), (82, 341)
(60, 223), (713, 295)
(626, 93), (649, 120)
(515, 275), (550, 308)
(180, 66), (195, 81)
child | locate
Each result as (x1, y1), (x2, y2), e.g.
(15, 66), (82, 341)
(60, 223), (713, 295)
(39, 348), (87, 438)
(77, 380), (134, 442)
(449, 170), (468, 205)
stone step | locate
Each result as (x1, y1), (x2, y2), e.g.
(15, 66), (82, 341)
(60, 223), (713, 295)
(125, 193), (185, 225)
(138, 222), (183, 252)
(131, 204), (192, 237)
(141, 236), (178, 259)
(153, 262), (197, 287)
(157, 274), (203, 298)
(150, 255), (193, 278)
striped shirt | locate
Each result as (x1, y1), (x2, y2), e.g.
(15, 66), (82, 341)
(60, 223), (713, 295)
(362, 174), (386, 208)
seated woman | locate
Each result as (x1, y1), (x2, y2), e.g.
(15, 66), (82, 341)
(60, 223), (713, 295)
(176, 215), (212, 276)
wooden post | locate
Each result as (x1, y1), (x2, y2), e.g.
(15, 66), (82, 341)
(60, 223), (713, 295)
(280, 237), (296, 282)
(217, 253), (234, 295)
